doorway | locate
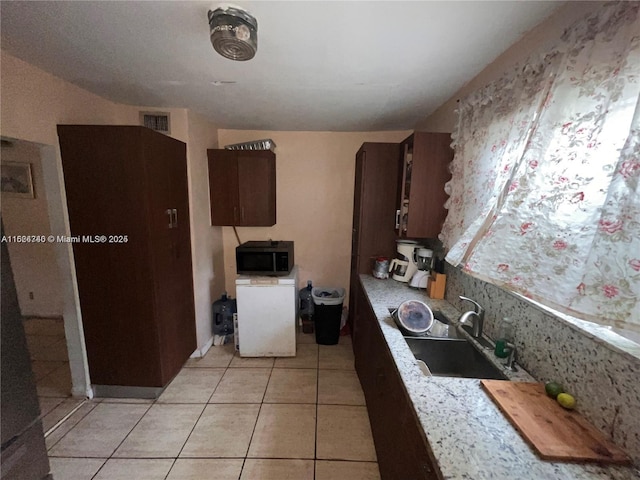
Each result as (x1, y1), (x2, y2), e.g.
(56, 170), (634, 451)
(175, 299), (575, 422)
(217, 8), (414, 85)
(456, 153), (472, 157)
(1, 136), (91, 431)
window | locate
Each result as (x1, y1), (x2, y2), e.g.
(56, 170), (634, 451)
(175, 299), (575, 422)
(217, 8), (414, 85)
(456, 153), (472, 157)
(441, 3), (640, 336)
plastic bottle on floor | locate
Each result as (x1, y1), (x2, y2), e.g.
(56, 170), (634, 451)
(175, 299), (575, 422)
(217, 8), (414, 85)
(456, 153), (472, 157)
(299, 280), (314, 333)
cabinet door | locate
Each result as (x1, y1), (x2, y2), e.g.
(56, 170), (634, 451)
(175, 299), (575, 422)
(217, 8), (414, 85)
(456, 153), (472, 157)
(402, 408), (439, 480)
(348, 150), (366, 329)
(353, 280), (372, 389)
(347, 261), (359, 333)
(208, 150), (276, 226)
(237, 151), (276, 226)
(349, 144), (399, 332)
(353, 143), (400, 274)
(351, 150), (365, 260)
(403, 132), (453, 238)
(144, 130), (196, 385)
(58, 125), (162, 387)
(208, 149), (240, 225)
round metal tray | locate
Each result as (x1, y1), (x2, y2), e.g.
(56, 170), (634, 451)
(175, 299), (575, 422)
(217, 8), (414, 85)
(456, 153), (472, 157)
(392, 300), (434, 336)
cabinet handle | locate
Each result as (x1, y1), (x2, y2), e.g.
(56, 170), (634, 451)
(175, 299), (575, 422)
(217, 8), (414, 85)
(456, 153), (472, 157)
(233, 206), (238, 223)
(395, 209), (401, 229)
(241, 206), (245, 223)
(172, 209), (178, 227)
(166, 209), (173, 228)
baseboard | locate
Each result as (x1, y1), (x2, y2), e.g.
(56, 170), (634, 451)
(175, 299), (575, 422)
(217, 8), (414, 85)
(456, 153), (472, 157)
(92, 384), (162, 400)
(190, 336), (214, 358)
(72, 383), (93, 399)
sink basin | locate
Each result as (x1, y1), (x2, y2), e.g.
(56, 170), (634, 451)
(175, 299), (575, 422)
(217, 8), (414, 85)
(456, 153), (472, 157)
(389, 309), (461, 339)
(388, 308), (450, 324)
(432, 310), (451, 325)
(404, 337), (507, 380)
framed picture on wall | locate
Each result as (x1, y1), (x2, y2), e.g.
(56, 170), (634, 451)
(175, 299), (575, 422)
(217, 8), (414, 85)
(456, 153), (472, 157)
(1, 162), (35, 199)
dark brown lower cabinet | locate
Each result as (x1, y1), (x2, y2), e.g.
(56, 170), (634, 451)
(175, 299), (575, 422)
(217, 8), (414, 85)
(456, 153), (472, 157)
(353, 280), (438, 480)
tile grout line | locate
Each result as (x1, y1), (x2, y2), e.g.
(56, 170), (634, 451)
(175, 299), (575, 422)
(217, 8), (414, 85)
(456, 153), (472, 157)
(205, 357), (230, 402)
(238, 363), (275, 479)
(89, 457), (109, 480)
(45, 401), (99, 452)
(166, 401), (209, 480)
(162, 458), (178, 480)
(30, 319), (86, 456)
(168, 357), (229, 465)
(92, 400), (154, 476)
(43, 399), (87, 437)
(132, 354), (232, 477)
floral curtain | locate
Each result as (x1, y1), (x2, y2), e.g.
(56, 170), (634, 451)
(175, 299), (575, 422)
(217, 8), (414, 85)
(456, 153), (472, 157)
(441, 2), (640, 332)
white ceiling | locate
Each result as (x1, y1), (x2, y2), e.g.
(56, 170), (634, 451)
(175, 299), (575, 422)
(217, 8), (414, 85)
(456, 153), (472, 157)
(1, 1), (560, 131)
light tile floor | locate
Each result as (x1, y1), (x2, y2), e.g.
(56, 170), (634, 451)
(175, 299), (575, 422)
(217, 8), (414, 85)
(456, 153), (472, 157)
(24, 317), (84, 436)
(46, 331), (381, 479)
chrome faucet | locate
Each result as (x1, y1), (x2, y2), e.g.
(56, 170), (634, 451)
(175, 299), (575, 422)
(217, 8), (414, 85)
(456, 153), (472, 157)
(458, 296), (484, 338)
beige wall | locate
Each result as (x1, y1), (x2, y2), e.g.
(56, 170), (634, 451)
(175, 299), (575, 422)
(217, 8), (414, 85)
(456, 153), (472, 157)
(1, 50), (223, 395)
(186, 110), (225, 351)
(1, 139), (64, 317)
(217, 130), (411, 301)
(416, 2), (603, 132)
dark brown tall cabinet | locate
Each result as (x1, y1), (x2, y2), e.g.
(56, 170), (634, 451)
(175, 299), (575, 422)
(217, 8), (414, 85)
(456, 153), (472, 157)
(57, 125), (196, 393)
(348, 143), (401, 329)
(208, 149), (276, 226)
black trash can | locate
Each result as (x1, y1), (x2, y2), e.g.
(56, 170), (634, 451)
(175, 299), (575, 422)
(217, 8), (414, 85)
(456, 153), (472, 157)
(312, 287), (345, 345)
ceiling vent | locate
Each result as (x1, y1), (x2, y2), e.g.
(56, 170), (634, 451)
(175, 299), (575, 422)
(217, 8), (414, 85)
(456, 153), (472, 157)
(140, 112), (171, 135)
(208, 5), (258, 61)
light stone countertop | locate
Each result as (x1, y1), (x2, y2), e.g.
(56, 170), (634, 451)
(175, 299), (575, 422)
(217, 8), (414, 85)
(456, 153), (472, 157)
(359, 274), (640, 480)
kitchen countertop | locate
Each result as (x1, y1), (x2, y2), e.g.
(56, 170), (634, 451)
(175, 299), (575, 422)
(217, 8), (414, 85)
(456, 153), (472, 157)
(359, 274), (639, 480)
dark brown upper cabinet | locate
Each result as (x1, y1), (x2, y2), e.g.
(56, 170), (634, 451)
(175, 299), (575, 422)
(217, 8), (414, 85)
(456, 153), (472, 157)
(396, 132), (453, 239)
(207, 149), (276, 226)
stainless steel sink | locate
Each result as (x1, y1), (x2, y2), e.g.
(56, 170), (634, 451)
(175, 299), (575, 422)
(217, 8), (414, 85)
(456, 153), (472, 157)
(389, 308), (450, 323)
(404, 337), (507, 380)
(389, 309), (462, 339)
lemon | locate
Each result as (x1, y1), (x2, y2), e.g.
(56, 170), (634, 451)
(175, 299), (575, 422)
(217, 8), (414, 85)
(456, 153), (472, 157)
(557, 393), (576, 410)
(544, 381), (564, 399)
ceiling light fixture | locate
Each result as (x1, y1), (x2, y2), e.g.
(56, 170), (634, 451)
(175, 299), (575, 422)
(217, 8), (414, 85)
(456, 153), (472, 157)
(208, 5), (258, 61)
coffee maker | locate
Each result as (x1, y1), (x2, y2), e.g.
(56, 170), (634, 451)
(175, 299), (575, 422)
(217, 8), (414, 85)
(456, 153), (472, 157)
(389, 240), (422, 283)
(409, 248), (433, 289)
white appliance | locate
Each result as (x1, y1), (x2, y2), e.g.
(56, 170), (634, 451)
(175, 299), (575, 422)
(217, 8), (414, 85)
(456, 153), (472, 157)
(409, 248), (434, 289)
(390, 240), (423, 282)
(235, 265), (298, 357)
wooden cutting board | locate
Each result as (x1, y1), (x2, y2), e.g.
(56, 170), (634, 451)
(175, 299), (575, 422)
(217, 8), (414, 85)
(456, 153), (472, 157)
(481, 380), (630, 464)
